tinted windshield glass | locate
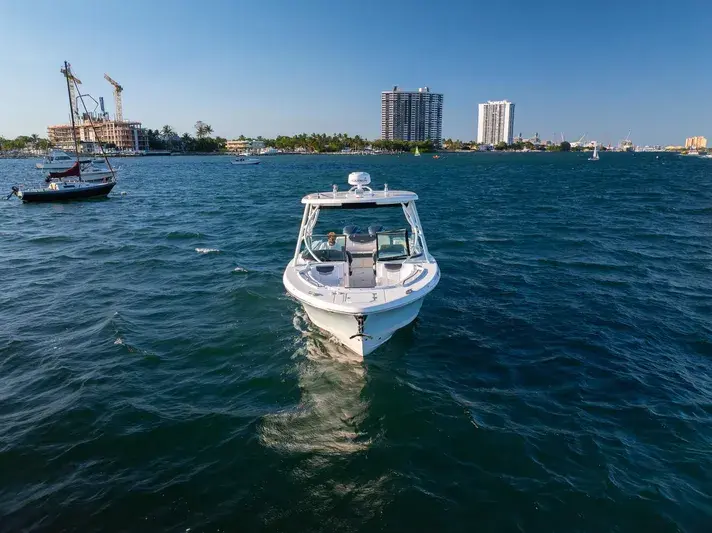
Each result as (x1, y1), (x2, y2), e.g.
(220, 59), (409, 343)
(376, 230), (410, 261)
(301, 234), (347, 262)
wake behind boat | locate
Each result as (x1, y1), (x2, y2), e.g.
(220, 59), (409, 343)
(283, 171), (440, 356)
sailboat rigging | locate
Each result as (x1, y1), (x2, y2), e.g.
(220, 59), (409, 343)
(7, 61), (117, 202)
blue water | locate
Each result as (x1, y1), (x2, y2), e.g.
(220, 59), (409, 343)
(1, 153), (711, 532)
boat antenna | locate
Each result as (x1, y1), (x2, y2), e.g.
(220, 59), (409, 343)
(63, 61), (83, 181)
(71, 74), (116, 181)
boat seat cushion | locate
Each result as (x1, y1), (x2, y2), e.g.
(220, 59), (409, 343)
(343, 225), (360, 236)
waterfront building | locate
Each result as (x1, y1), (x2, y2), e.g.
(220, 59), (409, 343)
(48, 120), (148, 152)
(381, 86), (443, 147)
(225, 139), (266, 152)
(685, 136), (707, 149)
(477, 100), (515, 145)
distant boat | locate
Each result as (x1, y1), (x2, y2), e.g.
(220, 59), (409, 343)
(414, 146), (421, 157)
(432, 155), (440, 159)
(588, 144), (599, 161)
(45, 161), (117, 183)
(232, 157), (260, 165)
(36, 149), (92, 171)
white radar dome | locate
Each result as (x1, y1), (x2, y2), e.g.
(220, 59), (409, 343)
(348, 171), (371, 187)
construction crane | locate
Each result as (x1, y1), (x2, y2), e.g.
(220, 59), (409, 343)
(60, 64), (82, 124)
(103, 73), (123, 122)
(571, 133), (587, 148)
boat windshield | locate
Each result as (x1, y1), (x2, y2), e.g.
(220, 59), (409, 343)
(301, 234), (347, 262)
(376, 230), (410, 261)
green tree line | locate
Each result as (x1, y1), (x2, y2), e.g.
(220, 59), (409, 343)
(146, 122), (227, 153)
(261, 133), (434, 153)
(0, 134), (51, 151)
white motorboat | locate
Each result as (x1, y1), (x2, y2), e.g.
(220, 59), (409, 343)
(36, 149), (92, 170)
(232, 157), (260, 165)
(46, 162), (116, 183)
(283, 171), (440, 356)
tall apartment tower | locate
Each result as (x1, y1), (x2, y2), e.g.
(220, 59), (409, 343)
(381, 86), (443, 147)
(477, 100), (515, 145)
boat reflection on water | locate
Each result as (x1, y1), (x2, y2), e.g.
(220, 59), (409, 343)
(259, 309), (371, 455)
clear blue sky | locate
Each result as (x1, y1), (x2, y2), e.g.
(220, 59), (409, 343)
(1, 0), (710, 145)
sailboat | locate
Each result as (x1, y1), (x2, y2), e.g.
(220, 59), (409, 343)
(588, 144), (600, 161)
(8, 62), (116, 203)
(414, 146), (421, 157)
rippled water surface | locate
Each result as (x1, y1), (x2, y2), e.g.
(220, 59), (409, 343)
(1, 153), (711, 532)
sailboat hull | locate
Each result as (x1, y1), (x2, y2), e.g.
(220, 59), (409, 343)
(19, 182), (116, 202)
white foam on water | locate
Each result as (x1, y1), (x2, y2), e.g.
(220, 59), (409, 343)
(195, 248), (220, 254)
(233, 266), (248, 272)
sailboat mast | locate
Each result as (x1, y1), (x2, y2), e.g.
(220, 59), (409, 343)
(63, 61), (82, 180)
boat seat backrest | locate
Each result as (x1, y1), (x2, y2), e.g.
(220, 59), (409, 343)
(350, 234), (376, 244)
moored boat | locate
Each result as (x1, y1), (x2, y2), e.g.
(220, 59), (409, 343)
(8, 61), (117, 203)
(232, 157), (261, 165)
(36, 149), (92, 170)
(10, 181), (115, 202)
(283, 171), (439, 356)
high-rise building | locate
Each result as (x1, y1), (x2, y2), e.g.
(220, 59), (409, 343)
(381, 86), (443, 147)
(477, 100), (515, 145)
(685, 136), (707, 149)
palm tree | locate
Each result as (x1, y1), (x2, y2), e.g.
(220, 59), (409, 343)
(203, 124), (213, 137)
(161, 125), (176, 139)
(195, 121), (207, 139)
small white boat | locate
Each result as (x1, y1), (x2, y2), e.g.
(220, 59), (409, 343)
(36, 149), (91, 170)
(46, 162), (116, 183)
(283, 171), (440, 356)
(588, 144), (599, 161)
(232, 157), (260, 165)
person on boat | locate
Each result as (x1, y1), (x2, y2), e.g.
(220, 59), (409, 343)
(314, 231), (343, 251)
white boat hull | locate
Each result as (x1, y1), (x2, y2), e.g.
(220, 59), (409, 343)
(301, 298), (424, 356)
(232, 159), (260, 165)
